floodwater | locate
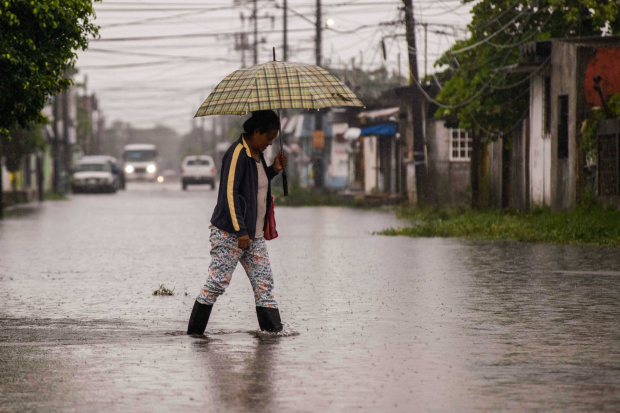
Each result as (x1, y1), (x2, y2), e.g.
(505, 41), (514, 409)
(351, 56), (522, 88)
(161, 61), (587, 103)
(1, 181), (619, 412)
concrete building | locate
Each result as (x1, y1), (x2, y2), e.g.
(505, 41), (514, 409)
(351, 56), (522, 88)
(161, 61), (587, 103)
(491, 36), (620, 210)
(394, 85), (471, 206)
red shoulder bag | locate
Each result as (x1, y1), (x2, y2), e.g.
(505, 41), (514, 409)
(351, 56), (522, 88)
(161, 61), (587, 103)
(263, 195), (278, 240)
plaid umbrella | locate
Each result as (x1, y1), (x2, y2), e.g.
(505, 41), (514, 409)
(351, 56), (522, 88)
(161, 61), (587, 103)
(195, 60), (363, 116)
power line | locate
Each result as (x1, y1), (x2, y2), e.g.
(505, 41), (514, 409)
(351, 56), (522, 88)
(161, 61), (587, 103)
(92, 27), (316, 42)
(78, 56), (238, 69)
(448, 4), (535, 55)
(98, 5), (243, 28)
(85, 48), (235, 60)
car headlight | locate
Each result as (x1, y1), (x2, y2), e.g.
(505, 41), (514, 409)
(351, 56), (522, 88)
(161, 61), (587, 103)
(125, 165), (134, 173)
(147, 164), (156, 173)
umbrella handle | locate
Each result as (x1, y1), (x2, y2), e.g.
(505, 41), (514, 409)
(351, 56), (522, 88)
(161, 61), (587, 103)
(277, 107), (288, 197)
(282, 168), (288, 196)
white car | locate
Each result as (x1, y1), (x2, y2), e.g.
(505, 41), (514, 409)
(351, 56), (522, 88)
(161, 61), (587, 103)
(181, 155), (216, 190)
(81, 155), (125, 190)
(72, 160), (118, 193)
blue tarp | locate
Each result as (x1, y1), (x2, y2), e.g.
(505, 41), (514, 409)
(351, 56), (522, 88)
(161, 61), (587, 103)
(360, 123), (396, 136)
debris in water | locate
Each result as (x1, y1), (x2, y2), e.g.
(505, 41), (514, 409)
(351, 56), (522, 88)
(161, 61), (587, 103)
(152, 284), (175, 296)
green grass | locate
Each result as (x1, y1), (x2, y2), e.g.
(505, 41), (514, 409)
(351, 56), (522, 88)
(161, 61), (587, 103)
(43, 192), (67, 201)
(378, 205), (620, 247)
(272, 186), (368, 207)
(2, 206), (38, 219)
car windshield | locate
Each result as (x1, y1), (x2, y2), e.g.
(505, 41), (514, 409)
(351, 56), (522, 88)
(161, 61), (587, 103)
(186, 159), (211, 166)
(75, 163), (109, 172)
(124, 150), (156, 162)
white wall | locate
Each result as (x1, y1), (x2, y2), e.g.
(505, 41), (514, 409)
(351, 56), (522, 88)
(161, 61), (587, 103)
(329, 123), (350, 188)
(363, 136), (377, 194)
(529, 75), (552, 207)
(1, 162), (9, 192)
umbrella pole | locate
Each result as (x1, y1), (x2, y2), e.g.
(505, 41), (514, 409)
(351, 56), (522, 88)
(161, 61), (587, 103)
(278, 108), (288, 196)
(273, 47), (289, 196)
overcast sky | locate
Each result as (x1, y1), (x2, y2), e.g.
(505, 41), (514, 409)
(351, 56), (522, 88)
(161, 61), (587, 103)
(75, 0), (476, 134)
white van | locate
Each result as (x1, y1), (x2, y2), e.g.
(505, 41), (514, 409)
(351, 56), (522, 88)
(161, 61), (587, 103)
(123, 144), (158, 182)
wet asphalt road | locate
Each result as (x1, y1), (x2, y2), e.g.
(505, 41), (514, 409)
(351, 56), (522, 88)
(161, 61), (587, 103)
(1, 181), (619, 412)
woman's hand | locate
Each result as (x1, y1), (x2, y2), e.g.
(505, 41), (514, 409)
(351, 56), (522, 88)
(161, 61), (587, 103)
(238, 235), (250, 250)
(272, 151), (287, 173)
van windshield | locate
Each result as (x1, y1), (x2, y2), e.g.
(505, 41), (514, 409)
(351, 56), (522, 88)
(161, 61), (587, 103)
(124, 150), (156, 162)
(75, 163), (109, 172)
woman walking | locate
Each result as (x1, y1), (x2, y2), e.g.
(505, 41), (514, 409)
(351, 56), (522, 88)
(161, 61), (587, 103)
(187, 110), (287, 334)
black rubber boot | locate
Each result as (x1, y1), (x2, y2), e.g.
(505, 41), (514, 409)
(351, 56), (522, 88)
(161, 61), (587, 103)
(256, 307), (283, 333)
(187, 301), (213, 335)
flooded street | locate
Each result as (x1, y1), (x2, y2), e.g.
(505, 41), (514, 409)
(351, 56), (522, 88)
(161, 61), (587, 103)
(1, 182), (619, 412)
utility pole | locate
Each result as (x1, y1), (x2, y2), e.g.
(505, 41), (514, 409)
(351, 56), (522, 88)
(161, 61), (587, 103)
(238, 0), (271, 65)
(0, 141), (3, 219)
(316, 0), (321, 68)
(253, 0), (258, 65)
(398, 52), (402, 85)
(423, 23), (428, 79)
(235, 32), (250, 68)
(313, 0), (324, 188)
(402, 0), (426, 203)
(52, 94), (60, 193)
(283, 0), (288, 61)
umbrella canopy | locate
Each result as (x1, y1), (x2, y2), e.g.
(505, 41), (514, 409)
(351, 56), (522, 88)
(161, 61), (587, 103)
(195, 61), (363, 116)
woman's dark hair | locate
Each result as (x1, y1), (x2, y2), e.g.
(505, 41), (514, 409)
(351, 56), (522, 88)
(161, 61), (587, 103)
(243, 110), (280, 135)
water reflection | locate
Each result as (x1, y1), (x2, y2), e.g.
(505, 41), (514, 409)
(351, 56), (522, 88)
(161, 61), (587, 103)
(192, 334), (277, 412)
(459, 241), (620, 410)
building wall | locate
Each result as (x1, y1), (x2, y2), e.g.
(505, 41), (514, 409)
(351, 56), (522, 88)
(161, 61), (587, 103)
(425, 119), (470, 205)
(529, 74), (552, 207)
(1, 161), (9, 192)
(486, 139), (504, 208)
(550, 42), (579, 210)
(509, 121), (530, 210)
(363, 136), (377, 193)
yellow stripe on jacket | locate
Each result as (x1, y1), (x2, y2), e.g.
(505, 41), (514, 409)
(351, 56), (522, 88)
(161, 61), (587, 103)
(227, 143), (244, 231)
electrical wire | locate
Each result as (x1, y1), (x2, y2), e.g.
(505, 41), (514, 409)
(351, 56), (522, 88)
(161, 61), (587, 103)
(92, 27), (316, 42)
(447, 7), (533, 55)
(99, 5), (244, 28)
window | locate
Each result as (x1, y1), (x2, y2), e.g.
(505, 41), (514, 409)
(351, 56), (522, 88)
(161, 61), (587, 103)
(543, 76), (551, 136)
(75, 163), (110, 172)
(124, 150), (156, 162)
(558, 95), (569, 159)
(450, 129), (472, 161)
(199, 159), (211, 166)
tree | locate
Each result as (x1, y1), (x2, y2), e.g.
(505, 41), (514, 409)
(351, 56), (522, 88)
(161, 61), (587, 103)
(4, 124), (46, 190)
(0, 0), (100, 137)
(434, 0), (620, 141)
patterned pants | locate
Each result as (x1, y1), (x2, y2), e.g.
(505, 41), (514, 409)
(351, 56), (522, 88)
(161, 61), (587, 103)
(197, 229), (278, 308)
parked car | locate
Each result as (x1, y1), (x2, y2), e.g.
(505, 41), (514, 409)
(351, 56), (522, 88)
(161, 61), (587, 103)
(71, 159), (118, 193)
(81, 155), (125, 190)
(160, 169), (178, 182)
(181, 155), (216, 190)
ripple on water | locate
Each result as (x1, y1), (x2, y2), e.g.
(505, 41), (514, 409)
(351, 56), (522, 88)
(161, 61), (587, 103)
(250, 322), (300, 338)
